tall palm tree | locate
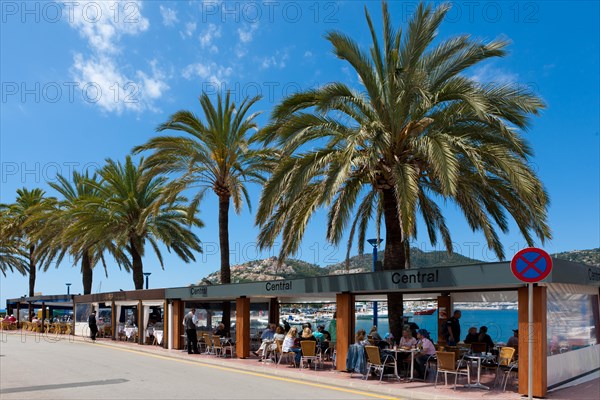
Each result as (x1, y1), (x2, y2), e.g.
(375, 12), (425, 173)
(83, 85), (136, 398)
(133, 91), (273, 328)
(72, 156), (204, 289)
(28, 171), (127, 294)
(257, 1), (551, 337)
(0, 188), (56, 296)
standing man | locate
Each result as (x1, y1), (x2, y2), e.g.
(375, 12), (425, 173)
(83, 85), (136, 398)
(183, 308), (200, 354)
(445, 310), (461, 346)
(88, 311), (98, 342)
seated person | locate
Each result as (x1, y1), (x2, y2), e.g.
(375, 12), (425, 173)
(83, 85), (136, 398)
(477, 326), (495, 353)
(282, 327), (301, 365)
(464, 327), (479, 344)
(315, 325), (331, 352)
(298, 327), (316, 345)
(507, 329), (518, 348)
(402, 316), (419, 338)
(213, 323), (228, 337)
(399, 329), (417, 349)
(255, 323), (276, 358)
(414, 329), (436, 380)
(355, 329), (369, 346)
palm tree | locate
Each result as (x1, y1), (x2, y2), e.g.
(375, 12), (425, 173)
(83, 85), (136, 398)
(133, 91), (272, 328)
(28, 171), (127, 294)
(0, 188), (56, 296)
(72, 156), (204, 289)
(257, 1), (551, 337)
(0, 210), (28, 277)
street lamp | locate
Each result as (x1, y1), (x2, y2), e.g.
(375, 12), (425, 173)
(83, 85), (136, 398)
(143, 273), (151, 290)
(367, 238), (384, 327)
(65, 283), (71, 295)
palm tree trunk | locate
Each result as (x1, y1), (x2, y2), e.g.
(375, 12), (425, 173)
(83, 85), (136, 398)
(218, 196), (231, 330)
(82, 250), (93, 295)
(130, 238), (144, 290)
(381, 188), (406, 339)
(28, 246), (36, 297)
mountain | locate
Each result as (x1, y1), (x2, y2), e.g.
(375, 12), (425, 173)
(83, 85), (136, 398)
(199, 257), (325, 284)
(198, 247), (481, 283)
(325, 247), (481, 274)
(553, 248), (599, 266)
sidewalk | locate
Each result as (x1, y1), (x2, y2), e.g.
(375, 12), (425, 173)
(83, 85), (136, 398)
(4, 331), (599, 400)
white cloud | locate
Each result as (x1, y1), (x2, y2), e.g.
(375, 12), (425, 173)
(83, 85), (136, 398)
(160, 5), (178, 27)
(470, 64), (519, 85)
(180, 21), (196, 39)
(66, 1), (168, 114)
(304, 51), (313, 58)
(199, 23), (221, 53)
(260, 50), (289, 70)
(182, 62), (232, 87)
(237, 23), (259, 43)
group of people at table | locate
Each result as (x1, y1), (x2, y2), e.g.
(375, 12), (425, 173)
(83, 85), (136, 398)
(348, 310), (519, 382)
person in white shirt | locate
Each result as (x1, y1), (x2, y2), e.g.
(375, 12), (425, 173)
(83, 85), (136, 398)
(414, 329), (436, 380)
(399, 329), (417, 348)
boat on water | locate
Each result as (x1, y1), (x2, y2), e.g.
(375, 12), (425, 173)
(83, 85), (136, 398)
(413, 308), (436, 315)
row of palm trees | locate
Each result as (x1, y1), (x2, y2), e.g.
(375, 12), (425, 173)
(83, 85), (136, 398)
(0, 2), (551, 336)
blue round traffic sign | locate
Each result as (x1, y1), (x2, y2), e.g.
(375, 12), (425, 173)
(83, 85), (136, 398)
(511, 247), (552, 283)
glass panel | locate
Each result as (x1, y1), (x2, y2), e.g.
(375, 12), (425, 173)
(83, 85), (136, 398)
(547, 285), (598, 355)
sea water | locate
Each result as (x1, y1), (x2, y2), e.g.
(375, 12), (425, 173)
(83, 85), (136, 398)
(355, 309), (518, 344)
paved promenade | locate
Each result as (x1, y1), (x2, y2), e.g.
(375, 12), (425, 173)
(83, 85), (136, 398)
(1, 331), (598, 400)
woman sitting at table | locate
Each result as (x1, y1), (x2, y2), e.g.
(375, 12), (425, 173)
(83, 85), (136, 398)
(414, 329), (436, 380)
(213, 323), (227, 337)
(399, 329), (417, 349)
(282, 327), (301, 365)
(355, 329), (369, 346)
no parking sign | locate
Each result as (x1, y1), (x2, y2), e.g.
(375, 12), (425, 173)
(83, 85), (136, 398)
(511, 247), (552, 283)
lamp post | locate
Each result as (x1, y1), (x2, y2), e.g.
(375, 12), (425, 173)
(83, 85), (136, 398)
(65, 283), (71, 295)
(143, 273), (151, 290)
(367, 238), (383, 328)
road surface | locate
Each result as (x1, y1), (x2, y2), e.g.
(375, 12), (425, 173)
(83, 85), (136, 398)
(0, 333), (391, 399)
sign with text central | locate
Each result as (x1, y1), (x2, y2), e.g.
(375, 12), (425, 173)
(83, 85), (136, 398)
(511, 247), (552, 283)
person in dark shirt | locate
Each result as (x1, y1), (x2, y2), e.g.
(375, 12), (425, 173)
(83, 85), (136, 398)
(445, 310), (461, 346)
(477, 326), (495, 352)
(464, 327), (479, 344)
(88, 312), (98, 342)
(213, 323), (228, 337)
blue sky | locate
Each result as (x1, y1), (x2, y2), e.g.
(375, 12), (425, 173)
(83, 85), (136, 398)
(1, 1), (599, 305)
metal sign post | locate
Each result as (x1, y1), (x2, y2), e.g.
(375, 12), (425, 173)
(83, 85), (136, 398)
(510, 247), (553, 400)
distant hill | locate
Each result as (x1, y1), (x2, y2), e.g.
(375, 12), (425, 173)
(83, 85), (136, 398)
(198, 247), (481, 283)
(553, 248), (599, 266)
(325, 247), (481, 274)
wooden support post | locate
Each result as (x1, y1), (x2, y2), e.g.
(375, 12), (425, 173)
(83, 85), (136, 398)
(335, 293), (355, 371)
(268, 298), (279, 325)
(28, 302), (33, 322)
(41, 302), (46, 333)
(437, 294), (451, 344)
(172, 300), (182, 350)
(518, 285), (547, 397)
(162, 300), (168, 349)
(236, 297), (250, 359)
(111, 301), (116, 340)
(138, 300), (143, 345)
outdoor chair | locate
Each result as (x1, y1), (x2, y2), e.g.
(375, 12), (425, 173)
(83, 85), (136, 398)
(300, 340), (322, 370)
(364, 345), (399, 382)
(434, 351), (470, 389)
(213, 336), (234, 357)
(276, 340), (296, 368)
(500, 360), (518, 391)
(493, 347), (517, 390)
